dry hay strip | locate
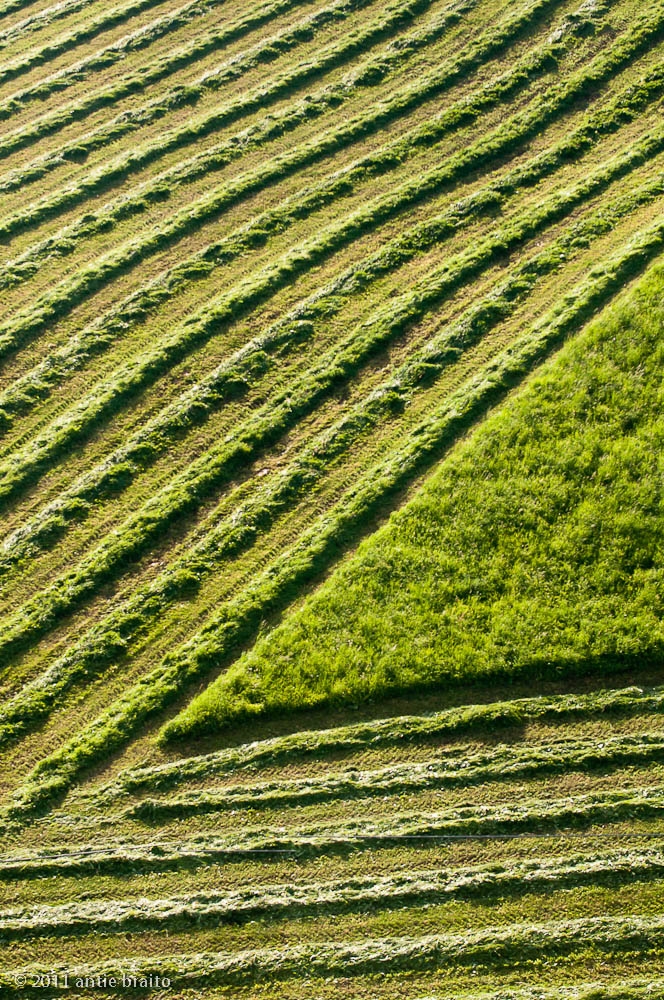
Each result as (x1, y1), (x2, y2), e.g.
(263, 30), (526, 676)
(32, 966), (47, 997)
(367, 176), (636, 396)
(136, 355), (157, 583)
(4, 782), (664, 874)
(2, 914), (663, 988)
(0, 847), (660, 939)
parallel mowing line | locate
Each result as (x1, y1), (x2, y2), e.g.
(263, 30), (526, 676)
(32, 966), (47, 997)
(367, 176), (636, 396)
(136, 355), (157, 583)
(2, 914), (659, 985)
(0, 0), (439, 248)
(0, 0), (360, 139)
(0, 127), (660, 665)
(0, 198), (489, 550)
(0, 4), (571, 440)
(0, 0), (120, 50)
(444, 984), (664, 1000)
(0, 0), (308, 114)
(0, 849), (660, 938)
(3, 782), (664, 864)
(3, 13), (624, 301)
(7, 791), (664, 880)
(2, 916), (664, 986)
(0, 50), (552, 346)
(0, 165), (661, 749)
(122, 734), (664, 820)
(0, 0), (565, 315)
(7, 213), (664, 822)
(0, 0), (196, 87)
(0, 0), (47, 23)
(0, 0), (442, 200)
(0, 44), (656, 463)
(0, 59), (648, 450)
(0, 70), (574, 472)
(0, 21), (648, 503)
(99, 685), (664, 798)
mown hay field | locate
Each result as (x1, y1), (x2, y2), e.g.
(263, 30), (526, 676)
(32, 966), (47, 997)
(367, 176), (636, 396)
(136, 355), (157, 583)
(0, 0), (663, 994)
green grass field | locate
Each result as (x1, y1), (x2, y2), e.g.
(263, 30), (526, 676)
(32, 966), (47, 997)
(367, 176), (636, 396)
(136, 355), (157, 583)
(0, 0), (663, 994)
(176, 257), (664, 733)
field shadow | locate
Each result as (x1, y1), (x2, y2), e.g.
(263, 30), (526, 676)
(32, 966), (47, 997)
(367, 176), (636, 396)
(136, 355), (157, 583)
(170, 653), (664, 760)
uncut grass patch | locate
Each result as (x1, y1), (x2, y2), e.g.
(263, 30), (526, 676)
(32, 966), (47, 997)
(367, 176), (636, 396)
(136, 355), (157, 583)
(6, 210), (664, 823)
(177, 243), (664, 734)
(0, 135), (659, 671)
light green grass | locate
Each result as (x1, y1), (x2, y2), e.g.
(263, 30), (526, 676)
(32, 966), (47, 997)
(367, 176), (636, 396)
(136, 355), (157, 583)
(1, 2), (664, 994)
(177, 255), (664, 733)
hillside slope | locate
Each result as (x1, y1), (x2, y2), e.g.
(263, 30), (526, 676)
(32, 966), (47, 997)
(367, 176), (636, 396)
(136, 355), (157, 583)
(174, 256), (664, 735)
(1, 0), (664, 817)
(0, 0), (663, 993)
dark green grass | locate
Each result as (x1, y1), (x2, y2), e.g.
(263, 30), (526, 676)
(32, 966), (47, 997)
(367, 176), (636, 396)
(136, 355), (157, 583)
(178, 252), (664, 733)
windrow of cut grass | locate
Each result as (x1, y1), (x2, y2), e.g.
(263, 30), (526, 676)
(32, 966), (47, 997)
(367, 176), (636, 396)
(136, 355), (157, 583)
(1, 127), (660, 663)
(0, 0), (518, 268)
(0, 50), (658, 538)
(0, 0), (55, 25)
(0, 847), (660, 940)
(0, 0), (425, 205)
(0, 0), (122, 51)
(0, 0), (434, 190)
(0, 180), (492, 449)
(95, 685), (664, 798)
(2, 913), (664, 990)
(0, 0), (195, 89)
(122, 734), (664, 820)
(0, 0), (437, 169)
(0, 30), (655, 526)
(0, 194), (491, 562)
(0, 0), (312, 119)
(446, 985), (664, 1000)
(1, 155), (660, 746)
(5, 781), (664, 872)
(2, 7), (635, 444)
(0, 100), (588, 493)
(0, 0), (619, 262)
(5, 46), (640, 328)
(0, 0), (574, 334)
(6, 211), (664, 823)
